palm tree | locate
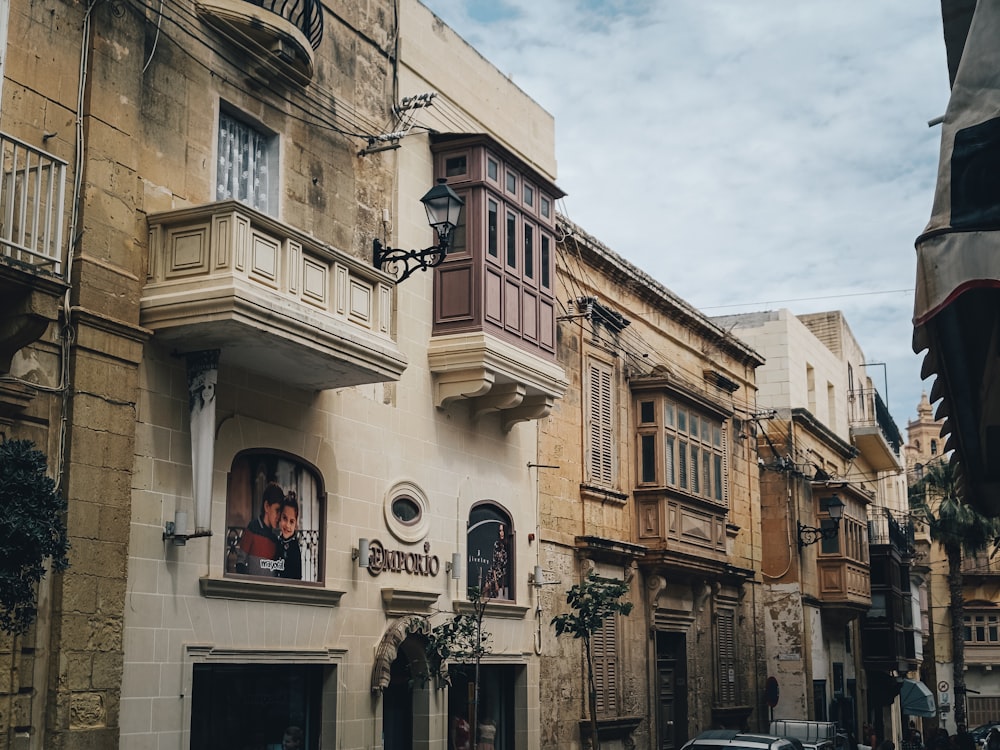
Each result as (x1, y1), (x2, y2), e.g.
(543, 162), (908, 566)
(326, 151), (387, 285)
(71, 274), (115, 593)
(909, 459), (1000, 727)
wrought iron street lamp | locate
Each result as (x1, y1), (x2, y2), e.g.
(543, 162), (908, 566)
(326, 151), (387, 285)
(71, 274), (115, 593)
(373, 178), (464, 282)
(797, 495), (845, 549)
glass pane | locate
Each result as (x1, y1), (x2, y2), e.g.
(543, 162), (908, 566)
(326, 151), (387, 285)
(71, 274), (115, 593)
(689, 414), (699, 441)
(691, 447), (699, 493)
(640, 401), (655, 424)
(488, 200), (498, 257)
(449, 201), (466, 256)
(665, 403), (675, 428)
(702, 452), (710, 498)
(524, 224), (534, 279)
(678, 441), (688, 489)
(641, 434), (656, 483)
(391, 496), (420, 523)
(191, 663), (323, 750)
(468, 505), (513, 600)
(820, 519), (840, 554)
(714, 455), (723, 501)
(677, 409), (687, 433)
(488, 158), (499, 181)
(445, 155), (467, 176)
(506, 212), (517, 268)
(540, 195), (551, 218)
(217, 112), (271, 215)
(524, 184), (534, 207)
(713, 424), (722, 447)
(506, 172), (516, 194)
(665, 437), (675, 485)
(540, 235), (551, 288)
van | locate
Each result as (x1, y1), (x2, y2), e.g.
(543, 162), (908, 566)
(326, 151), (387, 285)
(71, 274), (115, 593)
(681, 730), (806, 750)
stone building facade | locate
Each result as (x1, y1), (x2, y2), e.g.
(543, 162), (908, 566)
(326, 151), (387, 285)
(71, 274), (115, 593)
(720, 310), (915, 748)
(536, 221), (767, 750)
(0, 0), (568, 747)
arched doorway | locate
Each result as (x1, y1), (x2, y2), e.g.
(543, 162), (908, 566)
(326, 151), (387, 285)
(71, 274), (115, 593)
(378, 629), (432, 750)
(384, 650), (413, 749)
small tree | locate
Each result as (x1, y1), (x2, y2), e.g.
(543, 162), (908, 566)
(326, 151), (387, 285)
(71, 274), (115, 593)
(551, 571), (633, 750)
(0, 440), (70, 635)
(426, 587), (493, 685)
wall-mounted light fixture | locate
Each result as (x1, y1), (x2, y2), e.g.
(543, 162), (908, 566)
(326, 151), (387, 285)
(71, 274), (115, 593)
(373, 178), (464, 282)
(530, 565), (561, 588)
(797, 495), (845, 549)
(163, 510), (212, 546)
(444, 551), (462, 580)
(352, 538), (371, 568)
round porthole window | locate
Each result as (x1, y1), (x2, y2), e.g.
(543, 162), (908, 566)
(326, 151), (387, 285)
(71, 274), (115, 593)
(383, 481), (429, 543)
(392, 496), (420, 525)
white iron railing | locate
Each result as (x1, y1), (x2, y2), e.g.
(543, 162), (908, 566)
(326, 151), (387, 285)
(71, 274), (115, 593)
(0, 132), (67, 277)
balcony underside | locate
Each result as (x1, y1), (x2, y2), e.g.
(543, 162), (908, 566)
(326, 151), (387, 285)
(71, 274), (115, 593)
(196, 0), (316, 84)
(141, 202), (407, 391)
(0, 260), (66, 373)
(427, 331), (567, 430)
(850, 427), (901, 472)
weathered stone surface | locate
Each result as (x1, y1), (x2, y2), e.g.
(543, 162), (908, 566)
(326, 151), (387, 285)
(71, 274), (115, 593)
(68, 692), (105, 728)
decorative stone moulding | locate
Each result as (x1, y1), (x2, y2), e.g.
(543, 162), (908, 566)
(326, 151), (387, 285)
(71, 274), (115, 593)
(427, 331), (567, 430)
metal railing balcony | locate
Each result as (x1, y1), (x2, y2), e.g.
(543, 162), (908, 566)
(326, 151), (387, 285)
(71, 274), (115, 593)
(0, 132), (67, 278)
(867, 506), (915, 555)
(251, 0), (323, 49)
(848, 387), (903, 453)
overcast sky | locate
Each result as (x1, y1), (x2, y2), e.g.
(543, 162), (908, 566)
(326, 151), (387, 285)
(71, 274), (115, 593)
(418, 0), (952, 431)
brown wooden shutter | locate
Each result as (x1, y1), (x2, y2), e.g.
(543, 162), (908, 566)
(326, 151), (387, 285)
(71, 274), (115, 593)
(587, 361), (614, 486)
(591, 615), (618, 717)
(717, 609), (737, 704)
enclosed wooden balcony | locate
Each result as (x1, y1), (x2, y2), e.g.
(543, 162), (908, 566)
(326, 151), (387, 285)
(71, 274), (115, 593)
(141, 202), (407, 391)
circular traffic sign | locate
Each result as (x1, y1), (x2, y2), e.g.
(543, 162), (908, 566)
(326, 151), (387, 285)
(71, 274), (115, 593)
(765, 676), (780, 708)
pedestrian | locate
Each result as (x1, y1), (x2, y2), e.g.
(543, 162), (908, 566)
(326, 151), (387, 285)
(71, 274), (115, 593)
(956, 725), (976, 750)
(910, 721), (924, 750)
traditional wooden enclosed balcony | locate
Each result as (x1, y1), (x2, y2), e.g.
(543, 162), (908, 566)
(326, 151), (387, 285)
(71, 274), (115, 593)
(141, 202), (407, 391)
(807, 494), (872, 611)
(195, 0), (323, 84)
(0, 132), (68, 374)
(848, 387), (903, 472)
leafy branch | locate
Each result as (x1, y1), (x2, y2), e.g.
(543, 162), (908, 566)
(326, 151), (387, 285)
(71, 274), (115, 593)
(0, 440), (70, 635)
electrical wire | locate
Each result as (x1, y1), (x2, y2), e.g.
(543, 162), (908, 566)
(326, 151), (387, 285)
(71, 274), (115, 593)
(125, 0), (386, 141)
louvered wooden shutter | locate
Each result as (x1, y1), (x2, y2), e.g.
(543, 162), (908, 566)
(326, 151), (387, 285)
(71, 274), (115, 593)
(591, 616), (618, 717)
(587, 361), (614, 486)
(717, 609), (737, 703)
(721, 423), (730, 505)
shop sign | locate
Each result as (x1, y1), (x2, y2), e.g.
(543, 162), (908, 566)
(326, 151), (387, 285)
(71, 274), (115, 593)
(367, 539), (441, 577)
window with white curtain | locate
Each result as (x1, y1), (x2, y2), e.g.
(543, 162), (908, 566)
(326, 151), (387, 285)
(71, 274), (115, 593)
(217, 110), (277, 215)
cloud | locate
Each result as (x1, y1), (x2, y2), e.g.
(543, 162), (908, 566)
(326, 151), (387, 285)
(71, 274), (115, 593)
(420, 0), (952, 424)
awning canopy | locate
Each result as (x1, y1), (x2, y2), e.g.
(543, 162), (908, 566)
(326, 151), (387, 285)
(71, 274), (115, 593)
(912, 0), (1000, 517)
(900, 679), (936, 717)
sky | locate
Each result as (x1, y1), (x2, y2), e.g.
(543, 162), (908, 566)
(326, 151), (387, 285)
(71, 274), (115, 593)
(417, 0), (952, 431)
